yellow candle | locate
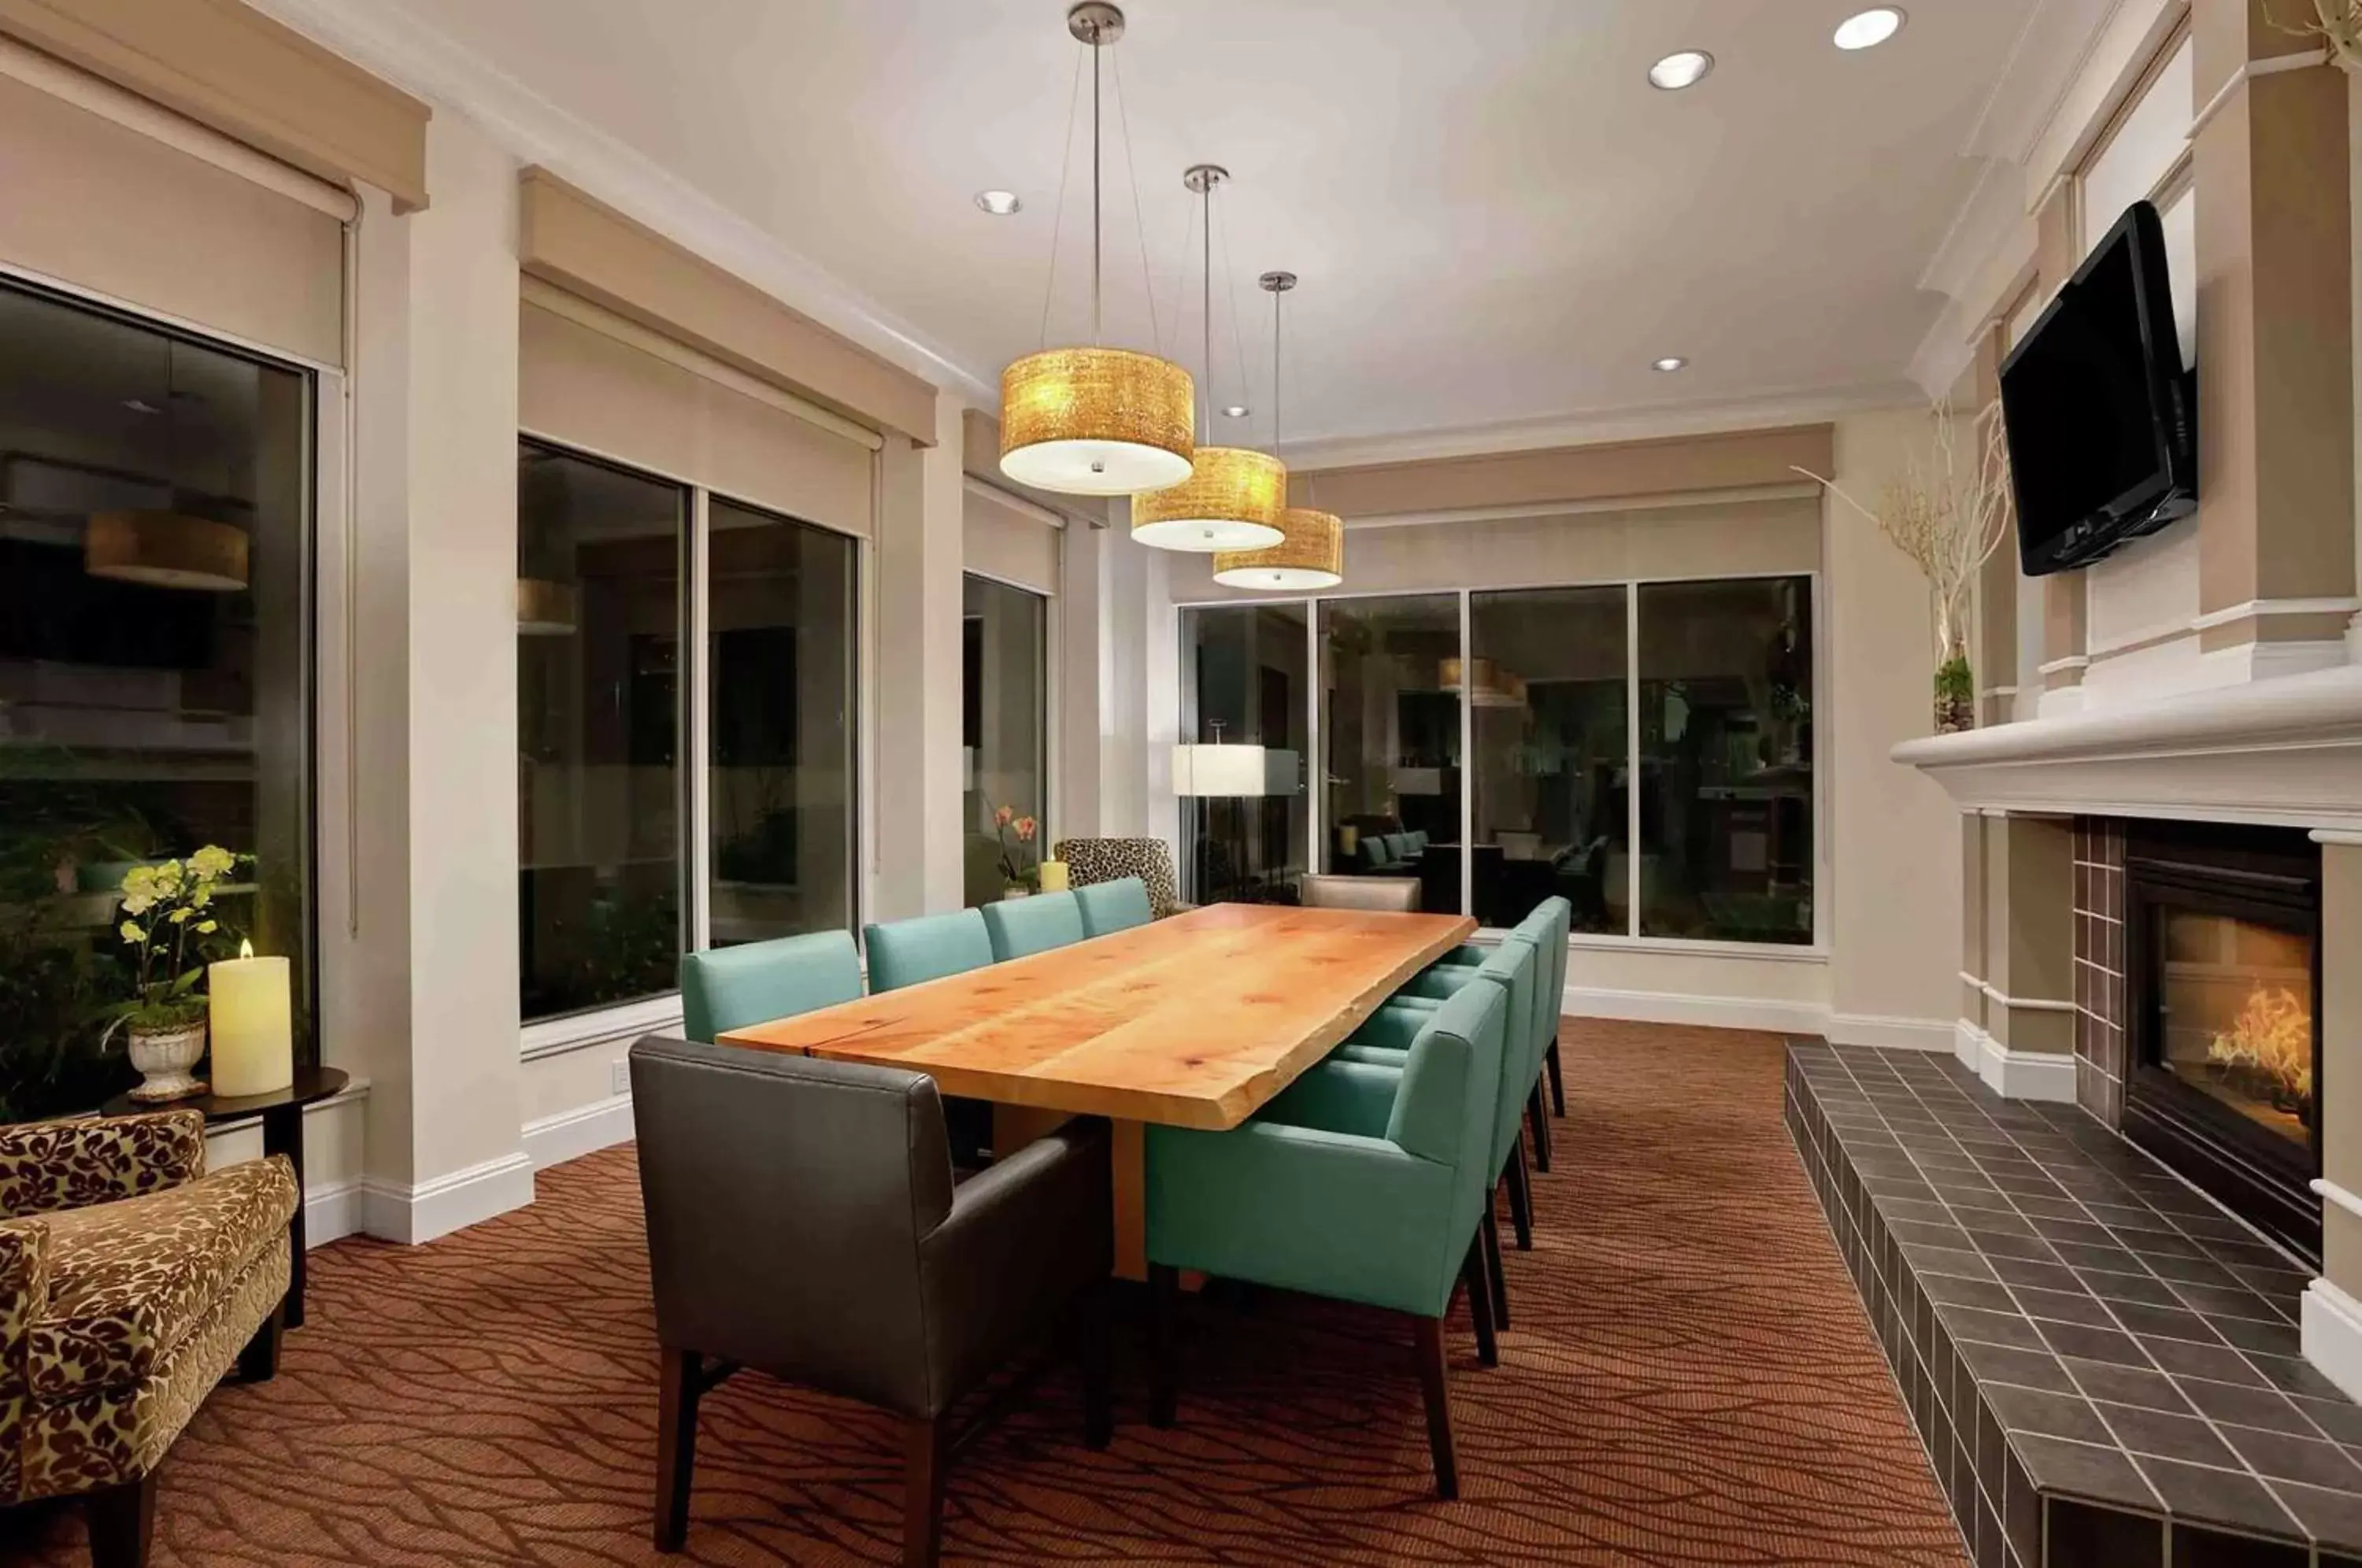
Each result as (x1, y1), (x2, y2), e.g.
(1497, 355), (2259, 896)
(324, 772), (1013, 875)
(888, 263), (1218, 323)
(209, 941), (292, 1099)
(1038, 859), (1070, 893)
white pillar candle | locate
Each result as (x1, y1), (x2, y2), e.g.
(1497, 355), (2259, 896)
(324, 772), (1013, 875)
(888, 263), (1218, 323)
(1038, 859), (1070, 893)
(209, 941), (293, 1098)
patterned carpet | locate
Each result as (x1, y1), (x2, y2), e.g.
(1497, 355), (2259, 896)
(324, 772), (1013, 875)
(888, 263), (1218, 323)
(6, 1022), (1966, 1566)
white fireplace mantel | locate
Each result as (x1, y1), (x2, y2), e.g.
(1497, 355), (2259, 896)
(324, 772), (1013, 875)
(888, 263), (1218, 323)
(1893, 663), (2362, 831)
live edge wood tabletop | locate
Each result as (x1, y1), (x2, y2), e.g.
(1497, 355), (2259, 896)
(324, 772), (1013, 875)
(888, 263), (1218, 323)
(719, 903), (1477, 1277)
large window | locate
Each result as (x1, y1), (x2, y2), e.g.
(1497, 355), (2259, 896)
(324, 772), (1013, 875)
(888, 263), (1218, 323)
(0, 280), (314, 1121)
(1179, 573), (1815, 946)
(961, 574), (1048, 907)
(517, 442), (686, 1020)
(1636, 577), (1813, 944)
(1469, 587), (1628, 934)
(519, 438), (864, 1024)
(709, 498), (857, 945)
(1179, 603), (1309, 903)
(1320, 595), (1462, 913)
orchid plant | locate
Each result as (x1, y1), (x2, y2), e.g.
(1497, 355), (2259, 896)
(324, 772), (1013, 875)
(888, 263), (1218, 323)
(112, 846), (242, 1033)
(991, 804), (1041, 891)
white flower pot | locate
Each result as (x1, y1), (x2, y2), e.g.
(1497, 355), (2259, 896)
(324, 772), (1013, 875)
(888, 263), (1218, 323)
(1002, 887), (1031, 900)
(127, 1022), (208, 1102)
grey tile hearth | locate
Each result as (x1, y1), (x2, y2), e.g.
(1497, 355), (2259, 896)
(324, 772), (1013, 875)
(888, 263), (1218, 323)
(1786, 1041), (2362, 1568)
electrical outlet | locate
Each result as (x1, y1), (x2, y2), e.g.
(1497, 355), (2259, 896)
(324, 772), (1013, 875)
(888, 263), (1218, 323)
(611, 1059), (631, 1096)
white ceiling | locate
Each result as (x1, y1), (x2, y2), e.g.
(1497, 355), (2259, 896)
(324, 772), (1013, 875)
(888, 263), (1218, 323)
(353, 0), (2048, 447)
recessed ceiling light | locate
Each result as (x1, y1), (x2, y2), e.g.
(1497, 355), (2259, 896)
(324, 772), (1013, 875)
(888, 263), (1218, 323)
(1647, 50), (1714, 91)
(1653, 356), (1689, 373)
(1221, 405), (1251, 419)
(974, 189), (1022, 216)
(1833, 8), (1905, 50)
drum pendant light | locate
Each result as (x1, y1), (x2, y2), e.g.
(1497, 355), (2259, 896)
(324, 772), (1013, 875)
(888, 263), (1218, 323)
(1212, 271), (1343, 588)
(999, 4), (1195, 497)
(1129, 165), (1287, 552)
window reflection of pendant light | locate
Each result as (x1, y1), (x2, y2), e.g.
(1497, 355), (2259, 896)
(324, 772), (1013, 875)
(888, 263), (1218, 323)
(1129, 165), (1287, 552)
(516, 577), (579, 636)
(999, 4), (1195, 497)
(1214, 269), (1344, 589)
(85, 340), (250, 593)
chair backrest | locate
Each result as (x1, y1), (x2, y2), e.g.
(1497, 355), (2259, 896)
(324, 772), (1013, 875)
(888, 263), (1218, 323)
(980, 890), (1086, 960)
(1300, 874), (1421, 912)
(1382, 833), (1408, 862)
(1356, 838), (1392, 872)
(1073, 876), (1153, 937)
(678, 930), (864, 1044)
(1384, 982), (1509, 1315)
(1053, 838), (1183, 918)
(1461, 937), (1540, 1169)
(1407, 830), (1429, 854)
(1523, 897), (1572, 1051)
(630, 1034), (950, 1412)
(864, 908), (995, 992)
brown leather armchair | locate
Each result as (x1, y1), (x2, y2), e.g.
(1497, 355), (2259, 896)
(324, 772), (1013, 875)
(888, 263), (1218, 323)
(629, 1034), (1114, 1566)
(1, 1110), (298, 1568)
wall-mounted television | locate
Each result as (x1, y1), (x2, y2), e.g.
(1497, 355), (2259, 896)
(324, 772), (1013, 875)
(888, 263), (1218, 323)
(2000, 200), (2197, 576)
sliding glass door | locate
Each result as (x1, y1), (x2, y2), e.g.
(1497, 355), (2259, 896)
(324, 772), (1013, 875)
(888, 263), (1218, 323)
(1178, 602), (1309, 904)
(962, 574), (1048, 908)
(1318, 595), (1461, 911)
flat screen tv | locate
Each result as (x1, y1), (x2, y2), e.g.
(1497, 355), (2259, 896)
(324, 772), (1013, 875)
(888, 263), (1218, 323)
(2000, 200), (2196, 576)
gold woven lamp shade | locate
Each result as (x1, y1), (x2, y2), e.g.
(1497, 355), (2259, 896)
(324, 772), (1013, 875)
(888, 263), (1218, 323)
(1000, 347), (1196, 497)
(1129, 446), (1287, 552)
(84, 511), (248, 592)
(1212, 505), (1342, 589)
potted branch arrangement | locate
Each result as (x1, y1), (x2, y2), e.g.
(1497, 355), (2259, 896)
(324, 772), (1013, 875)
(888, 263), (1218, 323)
(1798, 400), (2015, 734)
(109, 847), (240, 1101)
(992, 804), (1041, 900)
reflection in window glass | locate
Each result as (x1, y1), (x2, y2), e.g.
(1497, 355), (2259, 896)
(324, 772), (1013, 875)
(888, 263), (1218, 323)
(709, 497), (857, 945)
(1469, 587), (1628, 934)
(0, 283), (314, 1120)
(961, 575), (1047, 907)
(517, 441), (685, 1020)
(1178, 603), (1309, 904)
(1319, 594), (1461, 914)
(1635, 576), (1813, 944)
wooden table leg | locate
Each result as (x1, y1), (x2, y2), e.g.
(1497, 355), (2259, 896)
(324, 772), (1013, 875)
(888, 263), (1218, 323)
(990, 1107), (1147, 1281)
(262, 1103), (307, 1328)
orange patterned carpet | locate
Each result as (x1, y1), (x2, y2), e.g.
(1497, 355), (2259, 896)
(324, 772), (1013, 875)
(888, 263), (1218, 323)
(6, 1022), (1965, 1566)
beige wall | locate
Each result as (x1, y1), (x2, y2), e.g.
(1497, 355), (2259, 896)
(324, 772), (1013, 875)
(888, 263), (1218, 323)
(1824, 409), (1966, 1042)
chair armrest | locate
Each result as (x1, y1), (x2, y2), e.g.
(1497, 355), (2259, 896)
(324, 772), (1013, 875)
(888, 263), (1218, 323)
(1259, 1062), (1398, 1138)
(1348, 1004), (1431, 1055)
(1146, 1122), (1461, 1315)
(1402, 963), (1481, 1001)
(0, 1111), (207, 1219)
(0, 1217), (49, 1398)
(919, 1117), (1113, 1415)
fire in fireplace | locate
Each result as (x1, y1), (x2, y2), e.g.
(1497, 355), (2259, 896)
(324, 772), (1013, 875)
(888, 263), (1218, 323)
(2125, 823), (2321, 1263)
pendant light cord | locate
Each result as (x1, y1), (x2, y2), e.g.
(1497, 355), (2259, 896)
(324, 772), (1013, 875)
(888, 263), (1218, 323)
(1198, 178), (1212, 443)
(1091, 40), (1101, 346)
(1109, 45), (1161, 357)
(1036, 46), (1084, 352)
(1272, 283), (1283, 464)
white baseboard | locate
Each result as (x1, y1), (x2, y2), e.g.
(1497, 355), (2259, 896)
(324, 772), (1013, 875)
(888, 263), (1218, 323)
(523, 1091), (636, 1171)
(2304, 1278), (2362, 1405)
(360, 1150), (535, 1245)
(1564, 984), (1829, 1037)
(1824, 1012), (1954, 1051)
(303, 1178), (366, 1248)
(1957, 1023), (2079, 1102)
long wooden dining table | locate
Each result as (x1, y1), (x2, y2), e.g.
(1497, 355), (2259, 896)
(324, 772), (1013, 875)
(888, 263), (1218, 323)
(718, 902), (1478, 1277)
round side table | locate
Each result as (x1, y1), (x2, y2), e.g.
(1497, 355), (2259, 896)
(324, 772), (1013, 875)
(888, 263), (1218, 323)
(103, 1065), (350, 1329)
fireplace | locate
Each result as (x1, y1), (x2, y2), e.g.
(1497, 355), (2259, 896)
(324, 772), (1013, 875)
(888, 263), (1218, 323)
(2123, 821), (2322, 1263)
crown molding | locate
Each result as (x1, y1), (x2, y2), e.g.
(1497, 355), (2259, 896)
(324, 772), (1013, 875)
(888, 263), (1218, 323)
(242, 0), (994, 403)
(1282, 382), (1918, 472)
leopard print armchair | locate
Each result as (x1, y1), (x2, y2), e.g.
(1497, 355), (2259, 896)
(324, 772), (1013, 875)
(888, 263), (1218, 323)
(1, 1110), (299, 1568)
(1053, 837), (1192, 919)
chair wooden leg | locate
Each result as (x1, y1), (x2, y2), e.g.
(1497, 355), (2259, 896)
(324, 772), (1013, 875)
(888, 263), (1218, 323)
(1527, 1085), (1553, 1173)
(1505, 1137), (1535, 1251)
(1410, 1317), (1459, 1500)
(1483, 1200), (1511, 1330)
(1461, 1239), (1498, 1368)
(1081, 1281), (1113, 1451)
(86, 1472), (157, 1568)
(903, 1415), (946, 1568)
(1546, 1036), (1566, 1117)
(1147, 1263), (1180, 1429)
(237, 1301), (283, 1382)
(653, 1347), (704, 1551)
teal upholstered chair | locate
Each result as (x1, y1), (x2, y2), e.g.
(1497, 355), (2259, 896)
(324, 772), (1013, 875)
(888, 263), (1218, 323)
(1073, 876), (1153, 937)
(678, 930), (864, 1044)
(1396, 899), (1569, 1181)
(1335, 935), (1538, 1324)
(864, 908), (996, 992)
(980, 891), (1085, 960)
(1143, 981), (1507, 1497)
